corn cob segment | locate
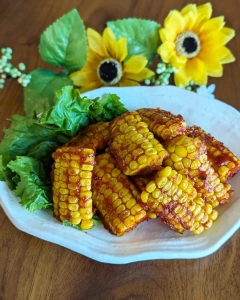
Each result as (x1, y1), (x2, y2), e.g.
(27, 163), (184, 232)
(65, 122), (110, 152)
(92, 153), (147, 236)
(137, 108), (187, 141)
(140, 166), (197, 214)
(160, 199), (218, 234)
(193, 170), (233, 208)
(52, 146), (95, 230)
(109, 111), (169, 176)
(163, 135), (211, 178)
(187, 125), (240, 182)
(163, 135), (233, 208)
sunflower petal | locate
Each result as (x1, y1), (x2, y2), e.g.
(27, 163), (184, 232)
(185, 58), (207, 86)
(164, 10), (185, 34)
(174, 67), (190, 87)
(70, 67), (99, 86)
(170, 53), (187, 69)
(79, 80), (102, 93)
(124, 68), (154, 82)
(103, 27), (118, 58)
(160, 28), (176, 43)
(181, 4), (197, 16)
(197, 2), (212, 20)
(158, 41), (175, 63)
(115, 37), (128, 62)
(200, 16), (225, 34)
(123, 56), (148, 74)
(218, 48), (236, 64)
(193, 3), (212, 32)
(87, 28), (110, 58)
(220, 27), (235, 44)
(182, 11), (196, 31)
(118, 78), (140, 87)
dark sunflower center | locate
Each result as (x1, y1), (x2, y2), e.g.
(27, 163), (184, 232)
(182, 37), (198, 54)
(175, 31), (200, 58)
(99, 61), (118, 83)
(97, 58), (123, 85)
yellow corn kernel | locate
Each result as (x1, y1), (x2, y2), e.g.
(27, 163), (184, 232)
(68, 203), (79, 211)
(80, 219), (93, 230)
(71, 217), (81, 225)
(175, 145), (188, 157)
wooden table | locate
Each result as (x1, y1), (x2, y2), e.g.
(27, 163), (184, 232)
(0, 1), (239, 299)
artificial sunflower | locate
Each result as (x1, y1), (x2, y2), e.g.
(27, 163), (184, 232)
(157, 2), (235, 87)
(70, 27), (154, 92)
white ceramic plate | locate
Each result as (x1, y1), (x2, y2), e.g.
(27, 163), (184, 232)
(1, 86), (240, 264)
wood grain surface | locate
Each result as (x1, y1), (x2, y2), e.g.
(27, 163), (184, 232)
(0, 1), (239, 299)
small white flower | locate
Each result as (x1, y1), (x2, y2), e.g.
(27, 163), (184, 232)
(196, 84), (216, 99)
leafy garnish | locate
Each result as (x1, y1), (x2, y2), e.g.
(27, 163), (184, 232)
(24, 69), (73, 117)
(88, 93), (128, 123)
(0, 86), (128, 211)
(39, 86), (91, 136)
(7, 156), (52, 211)
(62, 215), (102, 230)
(107, 18), (161, 65)
(39, 9), (87, 71)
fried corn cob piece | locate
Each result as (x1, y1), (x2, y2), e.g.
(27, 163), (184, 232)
(160, 199), (218, 234)
(137, 108), (187, 141)
(92, 153), (147, 236)
(52, 146), (95, 230)
(140, 166), (198, 214)
(163, 135), (233, 207)
(193, 170), (233, 208)
(131, 174), (156, 192)
(163, 135), (210, 178)
(65, 122), (110, 152)
(187, 125), (240, 182)
(109, 111), (169, 176)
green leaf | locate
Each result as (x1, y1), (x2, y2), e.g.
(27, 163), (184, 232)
(39, 9), (87, 71)
(7, 156), (52, 211)
(24, 69), (73, 117)
(88, 93), (128, 123)
(39, 86), (91, 136)
(107, 18), (161, 65)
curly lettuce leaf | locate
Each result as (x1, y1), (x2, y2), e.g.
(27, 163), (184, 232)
(39, 86), (91, 136)
(7, 157), (52, 211)
(88, 93), (128, 123)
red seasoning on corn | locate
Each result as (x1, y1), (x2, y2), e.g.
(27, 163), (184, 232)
(50, 107), (240, 237)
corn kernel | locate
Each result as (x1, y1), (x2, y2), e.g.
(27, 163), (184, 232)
(81, 213), (93, 220)
(80, 219), (93, 230)
(146, 181), (156, 193)
(59, 188), (69, 195)
(156, 176), (168, 188)
(175, 145), (188, 157)
(187, 144), (196, 153)
(68, 203), (79, 211)
(59, 208), (68, 215)
(129, 161), (138, 170)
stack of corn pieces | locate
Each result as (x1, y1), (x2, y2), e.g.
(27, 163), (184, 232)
(51, 108), (240, 236)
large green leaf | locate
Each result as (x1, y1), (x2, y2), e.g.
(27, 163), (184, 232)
(39, 9), (87, 71)
(24, 69), (73, 117)
(107, 18), (161, 65)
